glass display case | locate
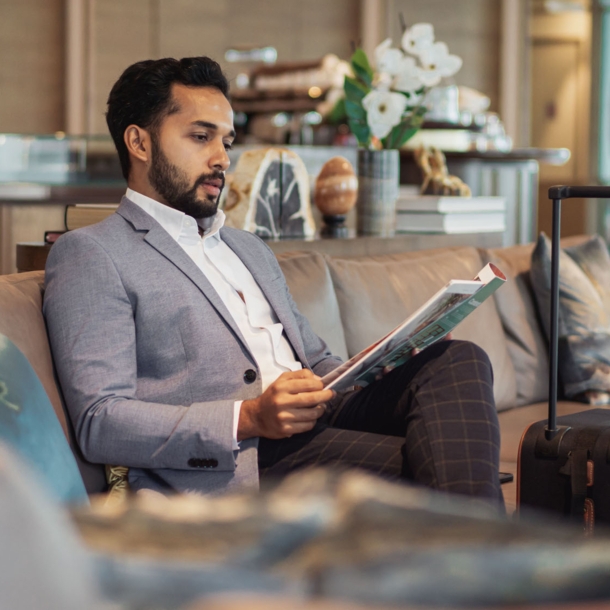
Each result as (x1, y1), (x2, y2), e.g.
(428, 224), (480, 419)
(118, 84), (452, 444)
(0, 133), (123, 186)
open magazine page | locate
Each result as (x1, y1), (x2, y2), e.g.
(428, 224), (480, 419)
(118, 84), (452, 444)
(322, 263), (506, 392)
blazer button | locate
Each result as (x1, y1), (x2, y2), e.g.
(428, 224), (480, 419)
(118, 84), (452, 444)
(244, 369), (257, 383)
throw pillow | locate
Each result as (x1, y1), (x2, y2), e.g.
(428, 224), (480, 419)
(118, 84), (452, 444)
(0, 334), (88, 504)
(530, 234), (610, 403)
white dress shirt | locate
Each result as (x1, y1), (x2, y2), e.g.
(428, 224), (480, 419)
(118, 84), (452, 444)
(126, 189), (302, 447)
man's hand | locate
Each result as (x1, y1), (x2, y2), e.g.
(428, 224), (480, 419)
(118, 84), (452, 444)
(238, 369), (335, 441)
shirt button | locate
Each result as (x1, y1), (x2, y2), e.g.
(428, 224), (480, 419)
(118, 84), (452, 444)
(244, 369), (257, 383)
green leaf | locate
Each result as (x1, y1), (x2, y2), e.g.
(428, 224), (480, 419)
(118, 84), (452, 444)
(414, 105), (428, 119)
(350, 48), (374, 88)
(383, 120), (420, 150)
(344, 75), (368, 102)
(348, 117), (371, 147)
(345, 99), (366, 121)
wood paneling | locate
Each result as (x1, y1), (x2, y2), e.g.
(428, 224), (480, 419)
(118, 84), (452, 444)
(0, 0), (64, 133)
(386, 0), (502, 111)
(89, 0), (155, 134)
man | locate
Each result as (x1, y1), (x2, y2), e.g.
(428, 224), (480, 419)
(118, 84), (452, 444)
(43, 56), (504, 508)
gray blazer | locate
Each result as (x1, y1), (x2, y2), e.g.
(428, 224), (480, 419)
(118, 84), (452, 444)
(43, 197), (342, 495)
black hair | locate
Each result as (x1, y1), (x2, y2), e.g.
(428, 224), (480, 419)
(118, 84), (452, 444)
(106, 56), (230, 180)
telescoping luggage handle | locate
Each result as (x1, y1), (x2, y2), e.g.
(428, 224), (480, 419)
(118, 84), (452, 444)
(545, 186), (610, 444)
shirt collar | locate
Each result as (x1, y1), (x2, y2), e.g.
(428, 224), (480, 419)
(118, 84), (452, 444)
(125, 188), (225, 243)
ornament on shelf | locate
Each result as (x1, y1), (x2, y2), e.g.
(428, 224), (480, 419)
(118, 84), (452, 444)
(414, 146), (471, 197)
(314, 156), (358, 237)
(223, 148), (316, 238)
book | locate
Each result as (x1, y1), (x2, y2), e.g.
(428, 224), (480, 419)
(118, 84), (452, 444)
(322, 263), (506, 392)
(395, 211), (505, 234)
(396, 195), (505, 213)
(65, 204), (118, 231)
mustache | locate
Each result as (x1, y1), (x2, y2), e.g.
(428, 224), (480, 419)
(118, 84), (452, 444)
(194, 171), (225, 190)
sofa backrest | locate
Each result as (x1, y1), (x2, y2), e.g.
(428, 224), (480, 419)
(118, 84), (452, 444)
(276, 251), (349, 361)
(482, 244), (548, 408)
(323, 246), (517, 412)
(0, 271), (106, 494)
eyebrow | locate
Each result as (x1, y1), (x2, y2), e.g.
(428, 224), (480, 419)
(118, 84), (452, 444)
(191, 120), (236, 139)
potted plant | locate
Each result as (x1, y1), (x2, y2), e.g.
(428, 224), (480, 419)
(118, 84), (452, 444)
(344, 23), (462, 236)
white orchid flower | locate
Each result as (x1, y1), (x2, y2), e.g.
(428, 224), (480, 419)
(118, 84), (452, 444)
(362, 89), (408, 139)
(374, 38), (405, 76)
(392, 56), (424, 94)
(401, 23), (435, 57)
(373, 71), (393, 92)
(418, 42), (463, 87)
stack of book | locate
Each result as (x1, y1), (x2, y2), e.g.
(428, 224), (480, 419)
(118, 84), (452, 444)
(65, 204), (118, 231)
(395, 189), (506, 234)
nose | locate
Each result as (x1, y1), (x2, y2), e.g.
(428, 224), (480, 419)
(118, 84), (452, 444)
(210, 139), (231, 173)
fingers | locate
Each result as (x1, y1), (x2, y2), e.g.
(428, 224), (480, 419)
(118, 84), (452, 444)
(280, 403), (326, 423)
(276, 404), (327, 437)
(269, 371), (335, 406)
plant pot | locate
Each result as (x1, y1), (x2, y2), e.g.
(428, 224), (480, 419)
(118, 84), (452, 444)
(356, 148), (399, 237)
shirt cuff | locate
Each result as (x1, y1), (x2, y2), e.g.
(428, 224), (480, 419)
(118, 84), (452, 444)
(232, 400), (242, 451)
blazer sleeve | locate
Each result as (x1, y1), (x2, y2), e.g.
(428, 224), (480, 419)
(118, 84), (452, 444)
(43, 231), (237, 472)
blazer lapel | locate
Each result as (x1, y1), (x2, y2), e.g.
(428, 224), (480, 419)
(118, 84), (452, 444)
(221, 229), (309, 366)
(116, 198), (251, 354)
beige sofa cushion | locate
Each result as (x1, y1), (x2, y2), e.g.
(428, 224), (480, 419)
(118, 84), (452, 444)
(277, 251), (349, 361)
(327, 247), (517, 411)
(484, 244), (549, 407)
(0, 272), (66, 432)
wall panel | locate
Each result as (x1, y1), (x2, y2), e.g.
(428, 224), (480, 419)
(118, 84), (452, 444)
(386, 0), (501, 111)
(89, 0), (154, 133)
(0, 0), (64, 133)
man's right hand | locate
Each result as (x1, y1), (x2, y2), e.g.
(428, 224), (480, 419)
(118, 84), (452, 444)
(238, 369), (335, 441)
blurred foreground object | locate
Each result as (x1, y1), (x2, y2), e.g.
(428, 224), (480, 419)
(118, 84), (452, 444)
(74, 467), (610, 608)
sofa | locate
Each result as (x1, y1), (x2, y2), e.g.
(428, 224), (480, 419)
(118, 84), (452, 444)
(0, 237), (596, 512)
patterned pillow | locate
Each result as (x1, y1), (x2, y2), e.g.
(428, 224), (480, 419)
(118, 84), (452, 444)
(0, 334), (88, 504)
(530, 234), (610, 403)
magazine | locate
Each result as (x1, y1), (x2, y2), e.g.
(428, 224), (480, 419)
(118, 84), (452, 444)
(322, 263), (506, 392)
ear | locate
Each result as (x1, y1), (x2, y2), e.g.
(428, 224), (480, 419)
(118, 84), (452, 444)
(124, 125), (152, 165)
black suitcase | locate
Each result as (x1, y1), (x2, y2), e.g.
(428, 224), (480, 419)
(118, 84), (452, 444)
(517, 185), (610, 532)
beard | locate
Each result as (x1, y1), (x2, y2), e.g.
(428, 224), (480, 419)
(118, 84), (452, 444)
(148, 135), (225, 219)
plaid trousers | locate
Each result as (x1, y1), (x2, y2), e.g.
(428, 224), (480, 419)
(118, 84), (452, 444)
(258, 340), (504, 508)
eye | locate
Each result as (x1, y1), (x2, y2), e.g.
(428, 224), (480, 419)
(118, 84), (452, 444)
(224, 141), (234, 151)
(192, 133), (209, 142)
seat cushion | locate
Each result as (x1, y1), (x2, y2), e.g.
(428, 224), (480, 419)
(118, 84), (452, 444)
(326, 246), (517, 411)
(277, 250), (349, 361)
(0, 271), (106, 494)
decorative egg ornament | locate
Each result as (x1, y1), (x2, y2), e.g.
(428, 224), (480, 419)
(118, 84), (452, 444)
(314, 156), (358, 217)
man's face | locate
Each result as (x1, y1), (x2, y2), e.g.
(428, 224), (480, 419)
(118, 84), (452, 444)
(148, 84), (235, 218)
